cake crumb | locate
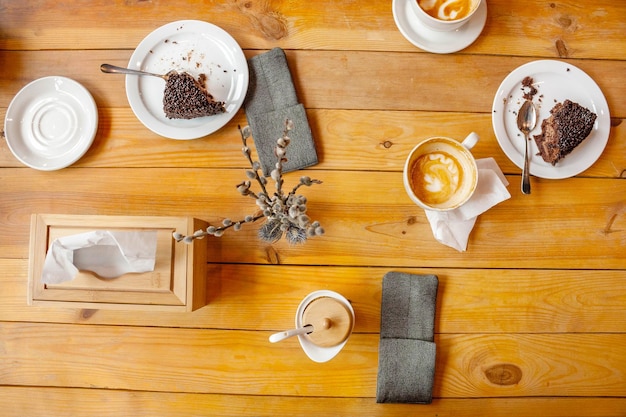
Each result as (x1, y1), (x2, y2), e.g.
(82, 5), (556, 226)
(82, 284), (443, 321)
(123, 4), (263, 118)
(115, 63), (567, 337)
(521, 76), (538, 100)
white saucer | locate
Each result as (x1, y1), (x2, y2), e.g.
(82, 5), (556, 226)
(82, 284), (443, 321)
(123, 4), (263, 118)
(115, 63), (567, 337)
(4, 76), (98, 171)
(125, 20), (249, 140)
(392, 0), (487, 54)
(492, 60), (610, 179)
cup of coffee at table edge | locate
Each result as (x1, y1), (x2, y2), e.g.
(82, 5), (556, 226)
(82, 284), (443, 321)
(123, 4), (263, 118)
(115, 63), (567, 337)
(403, 132), (479, 211)
(409, 0), (482, 32)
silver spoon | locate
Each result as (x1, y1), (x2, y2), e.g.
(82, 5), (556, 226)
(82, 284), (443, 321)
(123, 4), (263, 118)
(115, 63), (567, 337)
(100, 63), (170, 80)
(517, 100), (537, 195)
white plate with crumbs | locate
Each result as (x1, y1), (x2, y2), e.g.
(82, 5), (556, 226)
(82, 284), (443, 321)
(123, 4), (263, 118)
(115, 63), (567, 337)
(492, 60), (610, 179)
(4, 76), (98, 170)
(125, 20), (249, 140)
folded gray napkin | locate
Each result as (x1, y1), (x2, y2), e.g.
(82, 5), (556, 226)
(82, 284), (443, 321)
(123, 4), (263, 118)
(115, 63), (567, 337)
(244, 48), (318, 176)
(376, 272), (439, 404)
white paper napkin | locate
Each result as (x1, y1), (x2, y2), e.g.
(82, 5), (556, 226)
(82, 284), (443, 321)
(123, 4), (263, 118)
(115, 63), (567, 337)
(424, 158), (511, 252)
(41, 230), (158, 284)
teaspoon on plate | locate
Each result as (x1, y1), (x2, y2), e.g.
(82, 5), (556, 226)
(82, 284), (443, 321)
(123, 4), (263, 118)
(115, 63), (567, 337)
(100, 63), (170, 80)
(517, 100), (538, 195)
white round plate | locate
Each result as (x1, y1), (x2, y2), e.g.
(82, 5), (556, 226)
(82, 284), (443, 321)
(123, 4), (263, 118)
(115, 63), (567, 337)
(126, 20), (249, 140)
(492, 60), (610, 179)
(4, 76), (98, 171)
(392, 0), (487, 54)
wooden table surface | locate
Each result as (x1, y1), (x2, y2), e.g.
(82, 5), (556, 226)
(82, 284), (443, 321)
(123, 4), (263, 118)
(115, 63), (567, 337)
(1, 1), (625, 416)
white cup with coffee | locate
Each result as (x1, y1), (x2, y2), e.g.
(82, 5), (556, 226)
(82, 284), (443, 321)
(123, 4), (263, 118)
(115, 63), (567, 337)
(409, 0), (482, 32)
(403, 132), (479, 211)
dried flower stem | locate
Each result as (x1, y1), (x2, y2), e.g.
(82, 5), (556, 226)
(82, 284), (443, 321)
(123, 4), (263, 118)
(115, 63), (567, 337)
(173, 119), (324, 245)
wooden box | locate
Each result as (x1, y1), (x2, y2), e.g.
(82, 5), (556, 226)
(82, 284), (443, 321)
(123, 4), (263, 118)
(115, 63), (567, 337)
(28, 214), (208, 311)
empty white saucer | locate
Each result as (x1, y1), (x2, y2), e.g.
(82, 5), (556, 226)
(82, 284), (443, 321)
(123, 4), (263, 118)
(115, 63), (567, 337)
(392, 0), (487, 54)
(4, 76), (98, 170)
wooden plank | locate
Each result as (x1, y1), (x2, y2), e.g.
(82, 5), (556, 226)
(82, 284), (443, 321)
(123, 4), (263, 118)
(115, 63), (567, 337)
(1, 322), (624, 397)
(2, 108), (624, 178)
(0, 169), (624, 269)
(0, 0), (624, 60)
(2, 260), (626, 334)
(1, 387), (625, 417)
(1, 50), (625, 117)
(288, 52), (626, 116)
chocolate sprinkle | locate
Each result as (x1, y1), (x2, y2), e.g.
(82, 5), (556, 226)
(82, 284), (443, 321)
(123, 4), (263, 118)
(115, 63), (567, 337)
(533, 100), (597, 165)
(163, 71), (225, 119)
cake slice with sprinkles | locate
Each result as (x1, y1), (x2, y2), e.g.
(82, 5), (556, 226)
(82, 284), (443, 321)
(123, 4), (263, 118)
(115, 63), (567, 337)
(163, 71), (225, 119)
(533, 99), (597, 165)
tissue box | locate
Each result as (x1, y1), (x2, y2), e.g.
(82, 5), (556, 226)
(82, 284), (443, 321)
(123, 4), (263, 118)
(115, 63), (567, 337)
(28, 214), (208, 312)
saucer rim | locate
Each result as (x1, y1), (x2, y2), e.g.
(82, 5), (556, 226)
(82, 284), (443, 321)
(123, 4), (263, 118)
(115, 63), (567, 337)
(392, 0), (488, 54)
(4, 76), (98, 171)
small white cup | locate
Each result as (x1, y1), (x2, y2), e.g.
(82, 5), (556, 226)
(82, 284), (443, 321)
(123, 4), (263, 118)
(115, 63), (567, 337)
(403, 132), (479, 211)
(409, 0), (482, 32)
(295, 290), (354, 363)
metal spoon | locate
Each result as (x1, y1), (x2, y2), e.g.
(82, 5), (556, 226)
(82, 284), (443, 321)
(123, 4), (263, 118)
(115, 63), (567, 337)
(517, 100), (537, 195)
(100, 63), (170, 80)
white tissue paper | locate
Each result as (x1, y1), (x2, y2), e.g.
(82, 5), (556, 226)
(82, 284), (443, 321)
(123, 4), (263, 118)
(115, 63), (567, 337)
(425, 158), (511, 252)
(41, 230), (158, 284)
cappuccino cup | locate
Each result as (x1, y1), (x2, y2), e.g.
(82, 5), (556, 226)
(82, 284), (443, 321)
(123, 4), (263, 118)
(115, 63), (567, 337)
(403, 132), (479, 211)
(409, 0), (482, 32)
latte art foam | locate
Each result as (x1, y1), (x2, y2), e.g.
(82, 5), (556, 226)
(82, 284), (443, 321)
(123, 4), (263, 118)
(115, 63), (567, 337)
(410, 151), (464, 206)
(417, 0), (474, 21)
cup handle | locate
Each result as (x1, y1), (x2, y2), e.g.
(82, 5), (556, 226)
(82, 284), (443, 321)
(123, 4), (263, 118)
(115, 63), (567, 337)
(462, 132), (479, 150)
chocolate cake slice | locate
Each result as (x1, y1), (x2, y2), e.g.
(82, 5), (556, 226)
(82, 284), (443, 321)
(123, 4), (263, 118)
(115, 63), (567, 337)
(163, 71), (225, 119)
(533, 99), (597, 165)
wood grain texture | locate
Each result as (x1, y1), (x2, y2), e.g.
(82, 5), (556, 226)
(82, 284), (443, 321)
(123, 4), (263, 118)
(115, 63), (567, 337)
(1, 322), (625, 398)
(1, 50), (625, 116)
(0, 0), (624, 60)
(2, 260), (626, 334)
(1, 107), (624, 178)
(0, 168), (624, 269)
(1, 0), (624, 414)
(2, 388), (625, 417)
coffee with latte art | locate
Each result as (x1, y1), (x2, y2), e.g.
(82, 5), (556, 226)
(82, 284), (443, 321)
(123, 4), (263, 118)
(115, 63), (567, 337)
(417, 0), (476, 21)
(410, 151), (464, 206)
(403, 135), (479, 211)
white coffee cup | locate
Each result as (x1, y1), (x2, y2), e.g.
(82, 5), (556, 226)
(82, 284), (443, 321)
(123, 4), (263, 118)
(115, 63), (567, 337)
(409, 0), (482, 32)
(403, 132), (479, 211)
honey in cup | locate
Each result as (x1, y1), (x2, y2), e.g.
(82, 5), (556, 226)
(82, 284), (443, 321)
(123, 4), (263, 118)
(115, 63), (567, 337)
(417, 0), (476, 21)
(404, 134), (478, 211)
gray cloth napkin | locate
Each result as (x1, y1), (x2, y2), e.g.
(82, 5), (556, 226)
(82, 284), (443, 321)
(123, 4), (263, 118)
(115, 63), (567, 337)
(244, 48), (318, 176)
(376, 272), (439, 404)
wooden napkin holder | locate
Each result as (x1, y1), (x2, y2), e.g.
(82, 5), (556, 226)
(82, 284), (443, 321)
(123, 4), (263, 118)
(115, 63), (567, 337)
(28, 214), (208, 311)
